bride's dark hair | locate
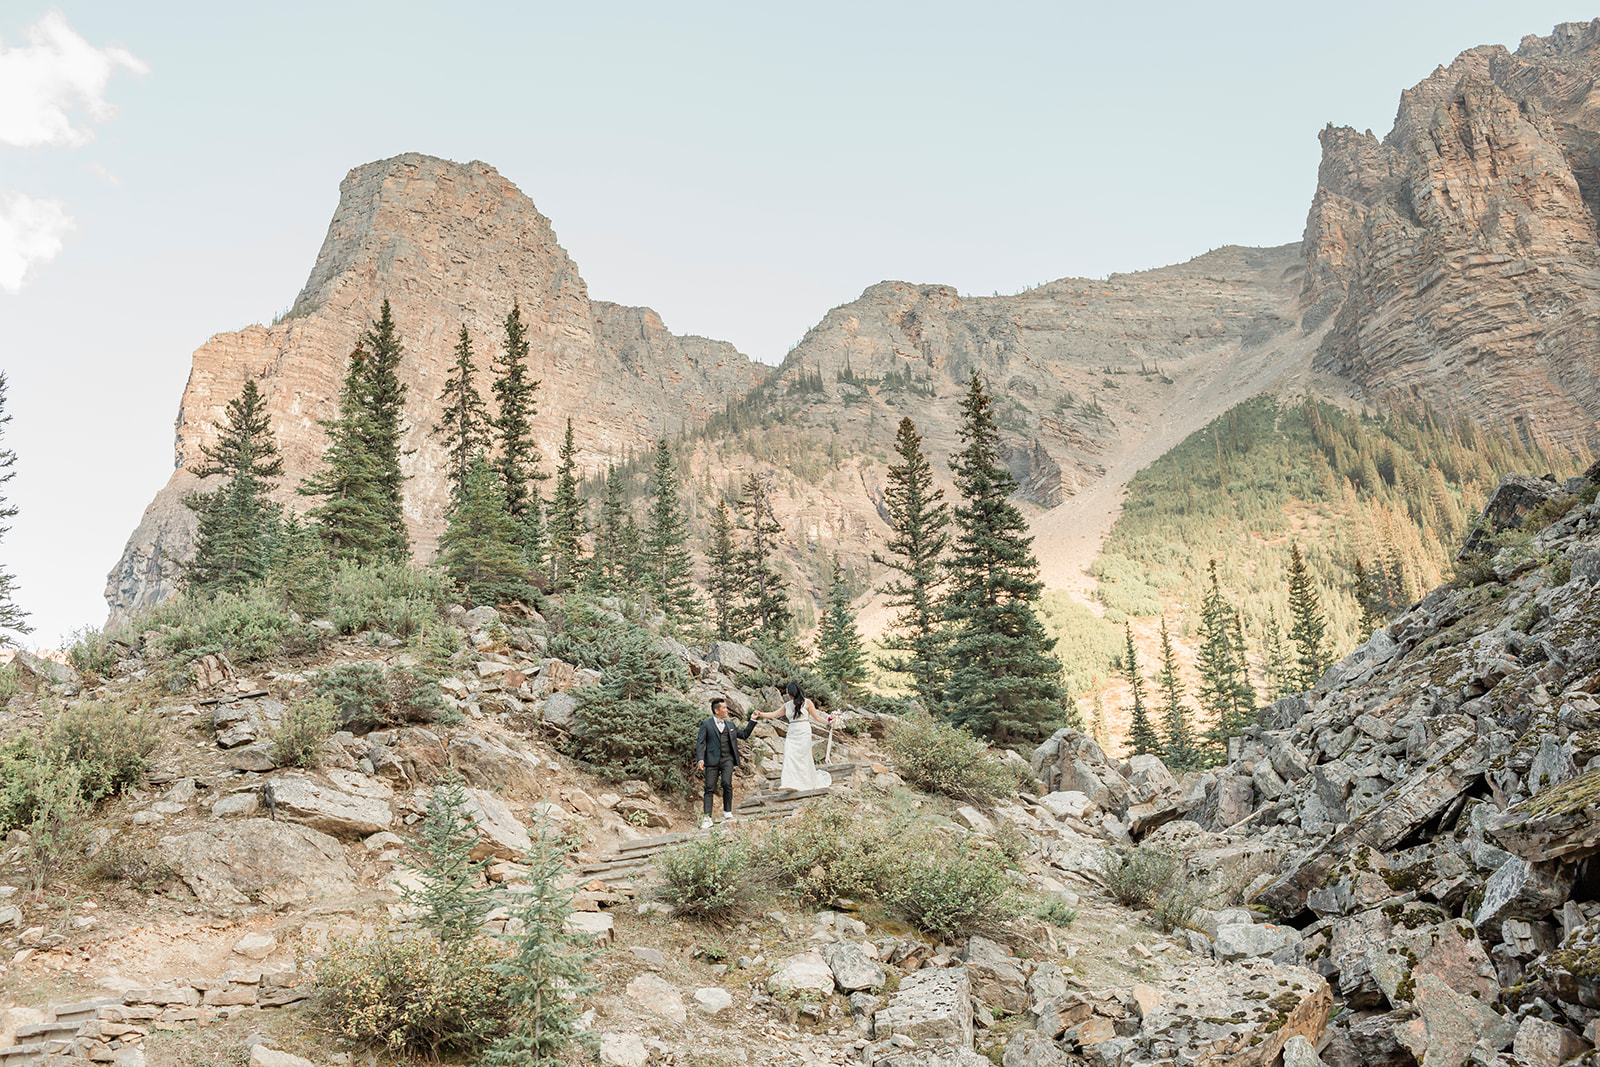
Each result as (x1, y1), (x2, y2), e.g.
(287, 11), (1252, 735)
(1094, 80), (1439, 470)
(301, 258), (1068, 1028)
(785, 680), (803, 707)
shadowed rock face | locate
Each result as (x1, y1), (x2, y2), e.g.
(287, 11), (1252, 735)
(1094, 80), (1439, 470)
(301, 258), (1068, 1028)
(106, 154), (766, 625)
(1304, 20), (1600, 454)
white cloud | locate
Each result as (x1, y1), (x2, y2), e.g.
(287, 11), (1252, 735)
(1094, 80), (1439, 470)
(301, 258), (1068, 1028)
(0, 11), (149, 149)
(0, 189), (74, 293)
(88, 160), (120, 185)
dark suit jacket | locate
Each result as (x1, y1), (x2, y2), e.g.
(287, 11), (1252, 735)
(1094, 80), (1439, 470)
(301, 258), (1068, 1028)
(696, 715), (756, 767)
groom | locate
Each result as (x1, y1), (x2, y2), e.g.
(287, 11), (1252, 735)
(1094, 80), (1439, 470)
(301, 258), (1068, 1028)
(695, 697), (756, 829)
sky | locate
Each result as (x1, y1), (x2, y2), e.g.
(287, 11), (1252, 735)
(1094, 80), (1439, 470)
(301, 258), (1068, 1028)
(0, 0), (1593, 649)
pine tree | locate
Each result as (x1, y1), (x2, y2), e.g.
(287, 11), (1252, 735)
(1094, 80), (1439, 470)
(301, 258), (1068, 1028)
(1229, 611), (1258, 721)
(0, 373), (29, 640)
(589, 464), (628, 594)
(439, 451), (528, 604)
(491, 299), (545, 528)
(815, 555), (868, 703)
(432, 325), (492, 502)
(184, 378), (285, 595)
(643, 440), (699, 626)
(1352, 558), (1386, 637)
(943, 373), (1065, 742)
(358, 299), (411, 561)
(481, 819), (596, 1067)
(872, 416), (950, 712)
(1124, 624), (1160, 757)
(707, 500), (739, 640)
(401, 778), (496, 944)
(1261, 608), (1292, 702)
(546, 418), (585, 588)
(1091, 685), (1108, 745)
(264, 510), (327, 616)
(1288, 542), (1330, 690)
(1196, 560), (1253, 752)
(298, 348), (394, 563)
(1155, 618), (1198, 768)
(733, 472), (792, 644)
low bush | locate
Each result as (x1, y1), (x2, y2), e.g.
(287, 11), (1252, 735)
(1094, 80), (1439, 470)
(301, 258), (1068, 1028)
(1035, 895), (1078, 927)
(46, 699), (158, 802)
(313, 663), (444, 734)
(882, 839), (1019, 941)
(885, 714), (1021, 803)
(1099, 846), (1181, 910)
(311, 928), (509, 1056)
(387, 664), (448, 722)
(273, 697), (338, 768)
(656, 831), (755, 921)
(142, 586), (316, 665)
(86, 839), (179, 892)
(0, 741), (89, 890)
(325, 561), (452, 637)
(66, 626), (122, 679)
(0, 664), (18, 704)
(548, 601), (686, 689)
(1150, 883), (1202, 934)
(753, 797), (903, 905)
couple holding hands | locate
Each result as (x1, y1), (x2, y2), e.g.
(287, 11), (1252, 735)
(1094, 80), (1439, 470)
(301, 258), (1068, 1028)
(694, 681), (838, 828)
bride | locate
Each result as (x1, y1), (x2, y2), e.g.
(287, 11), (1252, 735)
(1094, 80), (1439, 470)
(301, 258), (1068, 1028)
(754, 681), (836, 791)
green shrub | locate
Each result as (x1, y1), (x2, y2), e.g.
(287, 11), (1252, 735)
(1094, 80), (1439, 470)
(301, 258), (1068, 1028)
(86, 839), (178, 892)
(0, 742), (89, 890)
(885, 714), (1021, 803)
(1150, 884), (1202, 934)
(311, 928), (509, 1056)
(882, 839), (1019, 941)
(749, 639), (835, 709)
(66, 626), (122, 679)
(143, 586), (316, 665)
(753, 797), (902, 905)
(1035, 895), (1078, 927)
(0, 664), (18, 704)
(548, 601), (686, 689)
(46, 699), (158, 802)
(273, 697), (337, 768)
(1099, 846), (1181, 909)
(388, 664), (447, 722)
(314, 663), (391, 733)
(656, 830), (754, 921)
(325, 561), (452, 637)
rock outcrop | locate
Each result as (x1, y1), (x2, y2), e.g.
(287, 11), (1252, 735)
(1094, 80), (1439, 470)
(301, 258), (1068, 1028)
(106, 153), (765, 625)
(1304, 20), (1600, 453)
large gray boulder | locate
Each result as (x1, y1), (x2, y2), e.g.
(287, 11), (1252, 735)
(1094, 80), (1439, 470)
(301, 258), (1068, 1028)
(459, 787), (532, 860)
(961, 936), (1028, 1013)
(705, 641), (762, 676)
(821, 940), (884, 992)
(264, 777), (392, 837)
(160, 819), (357, 907)
(448, 732), (543, 797)
(1459, 474), (1571, 556)
(873, 966), (974, 1049)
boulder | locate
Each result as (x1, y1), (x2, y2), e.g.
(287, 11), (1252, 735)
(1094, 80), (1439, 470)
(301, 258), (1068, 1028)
(1474, 856), (1575, 937)
(1213, 922), (1296, 962)
(1512, 1016), (1590, 1067)
(767, 951), (835, 996)
(961, 936), (1029, 1013)
(249, 1048), (315, 1067)
(1002, 1030), (1073, 1067)
(705, 641), (762, 676)
(232, 933), (277, 960)
(263, 777), (393, 837)
(10, 649), (74, 686)
(563, 911), (614, 944)
(598, 1033), (648, 1067)
(160, 820), (357, 907)
(1460, 474), (1571, 555)
(694, 987), (733, 1014)
(1281, 1034), (1325, 1067)
(822, 940), (885, 992)
(624, 973), (685, 1023)
(1397, 973), (1517, 1067)
(447, 733), (543, 797)
(1037, 791), (1094, 820)
(1120, 960), (1331, 1067)
(1487, 768), (1600, 862)
(875, 1051), (991, 1067)
(227, 743), (278, 772)
(873, 966), (974, 1049)
(459, 787), (532, 860)
(541, 691), (580, 730)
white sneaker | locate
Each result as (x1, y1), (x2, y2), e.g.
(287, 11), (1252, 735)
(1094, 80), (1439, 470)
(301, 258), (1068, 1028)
(720, 812), (735, 823)
(700, 816), (713, 830)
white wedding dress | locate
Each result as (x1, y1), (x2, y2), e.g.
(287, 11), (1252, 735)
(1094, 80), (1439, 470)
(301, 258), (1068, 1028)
(779, 699), (833, 791)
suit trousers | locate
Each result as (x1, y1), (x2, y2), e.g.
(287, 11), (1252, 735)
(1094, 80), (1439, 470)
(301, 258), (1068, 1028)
(704, 757), (735, 817)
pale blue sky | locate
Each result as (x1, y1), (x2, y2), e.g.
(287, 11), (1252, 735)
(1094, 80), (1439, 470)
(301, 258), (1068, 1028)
(1, 1), (1592, 646)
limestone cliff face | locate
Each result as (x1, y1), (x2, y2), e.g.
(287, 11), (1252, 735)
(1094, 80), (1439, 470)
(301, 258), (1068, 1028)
(1304, 21), (1600, 452)
(106, 154), (764, 625)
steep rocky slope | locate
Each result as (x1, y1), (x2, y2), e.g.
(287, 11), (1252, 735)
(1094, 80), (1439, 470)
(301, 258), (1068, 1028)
(1306, 19), (1600, 454)
(105, 154), (765, 626)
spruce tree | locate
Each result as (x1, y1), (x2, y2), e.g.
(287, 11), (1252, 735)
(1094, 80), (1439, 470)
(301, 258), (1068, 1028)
(0, 373), (28, 639)
(733, 472), (792, 644)
(1091, 685), (1108, 745)
(1124, 624), (1160, 757)
(432, 325), (491, 502)
(401, 778), (496, 944)
(1196, 560), (1254, 753)
(1288, 542), (1330, 690)
(358, 299), (411, 561)
(481, 820), (596, 1067)
(185, 378), (285, 595)
(299, 348), (393, 564)
(1229, 610), (1258, 717)
(588, 464), (628, 594)
(1261, 608), (1292, 703)
(491, 299), (545, 528)
(1352, 558), (1386, 637)
(815, 555), (868, 703)
(643, 440), (699, 626)
(707, 500), (739, 640)
(546, 418), (585, 589)
(439, 451), (528, 605)
(265, 510), (328, 616)
(872, 416), (950, 712)
(1155, 618), (1198, 769)
(942, 373), (1064, 742)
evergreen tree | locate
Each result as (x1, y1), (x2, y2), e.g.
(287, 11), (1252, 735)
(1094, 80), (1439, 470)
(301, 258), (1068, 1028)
(1196, 560), (1254, 752)
(1155, 618), (1198, 768)
(491, 299), (545, 528)
(706, 500), (739, 640)
(872, 416), (950, 711)
(588, 464), (628, 594)
(401, 778), (496, 944)
(1091, 685), (1108, 745)
(185, 378), (285, 595)
(521, 497), (548, 577)
(546, 418), (585, 588)
(1261, 608), (1292, 703)
(1352, 558), (1386, 637)
(481, 820), (596, 1067)
(815, 555), (868, 703)
(643, 440), (699, 625)
(1124, 624), (1160, 757)
(299, 347), (393, 563)
(733, 472), (792, 643)
(432, 325), (492, 502)
(439, 451), (528, 604)
(1229, 610), (1258, 719)
(942, 373), (1064, 742)
(1288, 542), (1330, 690)
(0, 373), (28, 639)
(358, 299), (411, 561)
(265, 510), (328, 617)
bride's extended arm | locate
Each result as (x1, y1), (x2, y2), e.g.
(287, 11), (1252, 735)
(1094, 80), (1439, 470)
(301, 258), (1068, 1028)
(806, 699), (834, 726)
